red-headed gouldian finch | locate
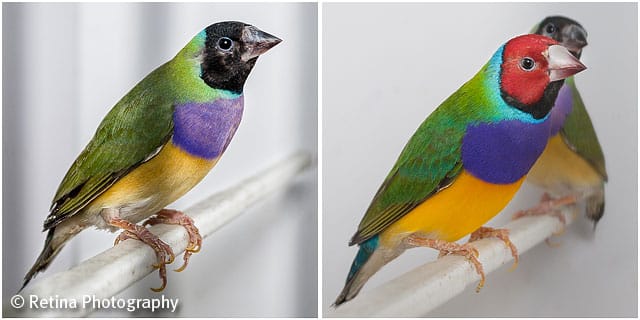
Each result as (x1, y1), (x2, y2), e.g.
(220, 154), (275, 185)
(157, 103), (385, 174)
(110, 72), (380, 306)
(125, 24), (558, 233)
(334, 34), (586, 306)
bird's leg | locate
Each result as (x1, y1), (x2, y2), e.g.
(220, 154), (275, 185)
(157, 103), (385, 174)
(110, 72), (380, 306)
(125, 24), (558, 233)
(143, 209), (202, 272)
(512, 193), (577, 225)
(512, 193), (577, 246)
(469, 226), (518, 270)
(405, 234), (485, 292)
(109, 217), (175, 292)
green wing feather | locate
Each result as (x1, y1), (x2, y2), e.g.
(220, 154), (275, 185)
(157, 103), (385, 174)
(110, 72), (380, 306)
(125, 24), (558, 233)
(348, 61), (512, 246)
(349, 97), (469, 246)
(559, 77), (607, 180)
(44, 67), (176, 231)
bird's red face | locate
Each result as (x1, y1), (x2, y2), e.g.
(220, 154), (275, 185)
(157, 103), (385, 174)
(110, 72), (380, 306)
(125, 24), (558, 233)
(501, 35), (556, 106)
(499, 34), (586, 119)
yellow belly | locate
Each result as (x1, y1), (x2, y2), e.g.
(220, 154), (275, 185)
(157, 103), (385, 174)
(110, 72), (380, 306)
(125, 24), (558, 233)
(86, 140), (218, 222)
(380, 170), (524, 246)
(527, 134), (602, 194)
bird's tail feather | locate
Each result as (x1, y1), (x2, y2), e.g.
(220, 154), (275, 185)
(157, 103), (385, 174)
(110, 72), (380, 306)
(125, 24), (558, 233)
(21, 227), (66, 291)
(334, 235), (396, 306)
(586, 184), (605, 229)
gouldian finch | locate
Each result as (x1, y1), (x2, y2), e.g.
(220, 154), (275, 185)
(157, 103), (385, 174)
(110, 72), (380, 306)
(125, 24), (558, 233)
(334, 34), (586, 306)
(23, 21), (281, 291)
(525, 16), (607, 227)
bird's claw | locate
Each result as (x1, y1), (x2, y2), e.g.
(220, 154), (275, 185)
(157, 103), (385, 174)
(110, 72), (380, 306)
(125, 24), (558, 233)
(469, 226), (519, 270)
(109, 209), (201, 291)
(150, 271), (167, 292)
(144, 209), (202, 273)
(111, 218), (175, 291)
(114, 230), (136, 246)
(406, 235), (485, 292)
(187, 243), (201, 253)
(512, 194), (577, 221)
(513, 194), (577, 246)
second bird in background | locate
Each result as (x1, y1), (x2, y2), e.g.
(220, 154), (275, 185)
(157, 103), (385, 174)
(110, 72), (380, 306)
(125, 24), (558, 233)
(524, 16), (608, 227)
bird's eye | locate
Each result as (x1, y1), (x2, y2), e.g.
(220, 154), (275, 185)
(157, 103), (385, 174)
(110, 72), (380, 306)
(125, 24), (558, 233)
(217, 37), (233, 51)
(545, 23), (556, 34)
(520, 57), (535, 71)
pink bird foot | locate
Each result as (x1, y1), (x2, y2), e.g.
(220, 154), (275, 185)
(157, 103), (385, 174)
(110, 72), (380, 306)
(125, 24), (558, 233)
(469, 226), (518, 270)
(111, 217), (175, 292)
(512, 193), (577, 224)
(406, 234), (485, 292)
(512, 193), (578, 246)
(144, 209), (202, 272)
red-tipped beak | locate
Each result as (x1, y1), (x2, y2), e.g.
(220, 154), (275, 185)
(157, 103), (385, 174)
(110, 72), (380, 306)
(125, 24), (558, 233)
(546, 44), (587, 81)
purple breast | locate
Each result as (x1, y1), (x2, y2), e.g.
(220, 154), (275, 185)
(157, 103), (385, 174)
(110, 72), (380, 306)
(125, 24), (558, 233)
(461, 119), (550, 184)
(172, 96), (244, 159)
(549, 83), (573, 136)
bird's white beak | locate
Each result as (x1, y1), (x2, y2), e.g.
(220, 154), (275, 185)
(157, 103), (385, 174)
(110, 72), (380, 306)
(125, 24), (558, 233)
(546, 44), (587, 81)
(241, 25), (282, 61)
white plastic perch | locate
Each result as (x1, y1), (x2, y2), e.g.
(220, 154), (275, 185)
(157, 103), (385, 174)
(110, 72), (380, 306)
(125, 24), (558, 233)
(11, 152), (311, 317)
(328, 203), (579, 317)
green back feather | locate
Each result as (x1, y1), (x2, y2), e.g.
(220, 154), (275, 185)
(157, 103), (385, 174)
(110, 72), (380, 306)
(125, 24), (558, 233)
(559, 77), (608, 180)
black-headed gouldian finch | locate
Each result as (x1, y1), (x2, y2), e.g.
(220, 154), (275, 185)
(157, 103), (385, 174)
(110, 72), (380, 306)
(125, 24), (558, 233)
(524, 16), (607, 227)
(334, 34), (586, 306)
(23, 21), (281, 292)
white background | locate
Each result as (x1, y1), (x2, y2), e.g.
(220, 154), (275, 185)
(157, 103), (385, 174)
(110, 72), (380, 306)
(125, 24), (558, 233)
(323, 2), (637, 317)
(3, 3), (317, 317)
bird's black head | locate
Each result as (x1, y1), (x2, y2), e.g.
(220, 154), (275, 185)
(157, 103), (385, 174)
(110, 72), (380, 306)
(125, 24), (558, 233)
(200, 21), (281, 94)
(534, 16), (588, 59)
